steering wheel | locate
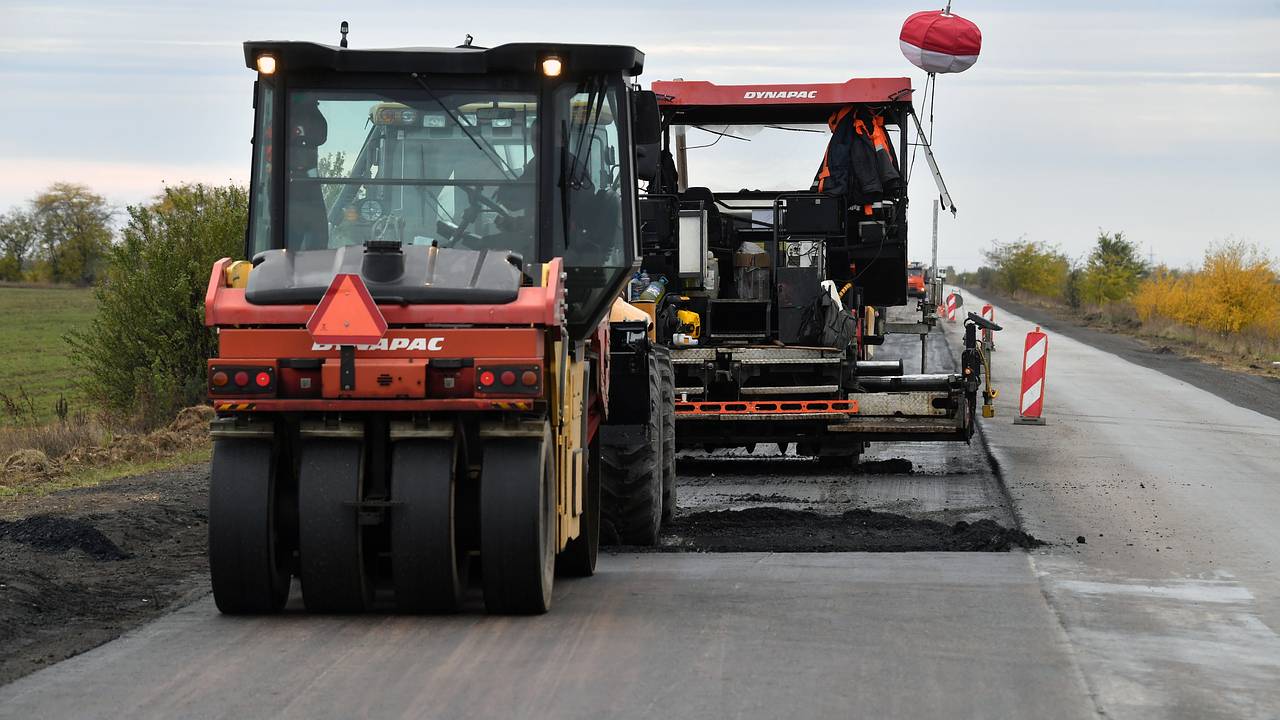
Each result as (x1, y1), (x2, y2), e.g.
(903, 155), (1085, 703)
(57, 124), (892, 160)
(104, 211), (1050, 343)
(448, 185), (512, 240)
(468, 187), (513, 219)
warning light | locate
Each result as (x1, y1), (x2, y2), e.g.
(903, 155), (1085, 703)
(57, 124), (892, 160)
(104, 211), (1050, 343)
(306, 273), (388, 345)
(500, 370), (516, 386)
(479, 371), (496, 387)
(211, 371), (229, 387)
(255, 371), (272, 387)
(521, 370), (538, 386)
(234, 371), (249, 387)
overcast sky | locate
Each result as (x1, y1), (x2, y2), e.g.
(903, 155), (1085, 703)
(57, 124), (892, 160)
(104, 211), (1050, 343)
(4, 0), (1277, 270)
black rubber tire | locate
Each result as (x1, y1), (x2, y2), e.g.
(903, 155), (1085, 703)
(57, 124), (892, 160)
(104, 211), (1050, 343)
(655, 347), (677, 522)
(601, 353), (664, 546)
(480, 423), (555, 614)
(390, 439), (467, 612)
(209, 437), (290, 614)
(298, 439), (368, 613)
(557, 429), (600, 577)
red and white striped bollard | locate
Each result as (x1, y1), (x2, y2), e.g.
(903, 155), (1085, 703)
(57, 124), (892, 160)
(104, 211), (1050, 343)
(980, 303), (996, 350)
(1015, 326), (1048, 425)
(945, 292), (958, 323)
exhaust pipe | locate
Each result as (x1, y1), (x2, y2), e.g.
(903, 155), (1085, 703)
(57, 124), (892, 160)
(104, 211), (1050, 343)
(858, 374), (955, 392)
(856, 360), (904, 376)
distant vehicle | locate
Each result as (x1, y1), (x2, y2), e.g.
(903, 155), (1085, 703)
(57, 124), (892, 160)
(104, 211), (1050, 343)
(907, 262), (926, 298)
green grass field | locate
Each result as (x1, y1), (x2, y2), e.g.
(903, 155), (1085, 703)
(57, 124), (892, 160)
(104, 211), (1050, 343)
(0, 285), (98, 425)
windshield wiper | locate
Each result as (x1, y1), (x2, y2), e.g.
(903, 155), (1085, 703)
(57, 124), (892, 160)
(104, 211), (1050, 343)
(566, 77), (604, 191)
(409, 73), (517, 180)
(560, 77), (609, 249)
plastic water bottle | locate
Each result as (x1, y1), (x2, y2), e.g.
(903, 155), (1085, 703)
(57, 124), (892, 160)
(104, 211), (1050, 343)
(639, 275), (668, 302)
(628, 270), (647, 301)
(635, 270), (651, 301)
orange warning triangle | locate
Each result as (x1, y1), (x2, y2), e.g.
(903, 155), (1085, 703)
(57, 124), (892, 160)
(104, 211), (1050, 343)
(306, 273), (388, 345)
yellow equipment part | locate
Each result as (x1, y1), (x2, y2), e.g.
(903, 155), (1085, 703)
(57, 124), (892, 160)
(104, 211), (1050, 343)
(224, 260), (252, 288)
(676, 309), (701, 339)
(863, 305), (877, 360)
(548, 338), (587, 551)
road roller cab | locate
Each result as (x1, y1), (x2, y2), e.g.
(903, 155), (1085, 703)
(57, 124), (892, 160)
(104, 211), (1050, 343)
(206, 38), (662, 615)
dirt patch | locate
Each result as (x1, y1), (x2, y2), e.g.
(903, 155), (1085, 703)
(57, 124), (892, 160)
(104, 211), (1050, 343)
(653, 507), (1043, 553)
(0, 463), (210, 685)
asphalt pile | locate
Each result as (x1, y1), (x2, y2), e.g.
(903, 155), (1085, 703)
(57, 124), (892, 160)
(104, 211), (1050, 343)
(659, 507), (1043, 553)
(0, 516), (131, 561)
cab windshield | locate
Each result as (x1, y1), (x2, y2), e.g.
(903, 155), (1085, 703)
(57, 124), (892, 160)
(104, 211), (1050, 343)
(280, 87), (540, 257)
(246, 74), (632, 334)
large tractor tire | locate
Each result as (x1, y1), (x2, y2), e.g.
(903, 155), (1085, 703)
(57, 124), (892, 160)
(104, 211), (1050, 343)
(481, 422), (556, 614)
(390, 438), (467, 612)
(655, 346), (677, 522)
(601, 353), (664, 546)
(209, 436), (291, 614)
(298, 439), (369, 613)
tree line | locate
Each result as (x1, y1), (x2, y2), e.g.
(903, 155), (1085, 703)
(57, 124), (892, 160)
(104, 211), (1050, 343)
(0, 183), (114, 285)
(958, 232), (1280, 350)
(961, 231), (1150, 308)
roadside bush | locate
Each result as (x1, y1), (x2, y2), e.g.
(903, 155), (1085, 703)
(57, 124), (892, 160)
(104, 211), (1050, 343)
(1132, 242), (1280, 361)
(982, 239), (1070, 299)
(69, 184), (247, 428)
(1135, 242), (1278, 336)
(1189, 241), (1277, 335)
(1133, 266), (1190, 324)
(1078, 231), (1146, 305)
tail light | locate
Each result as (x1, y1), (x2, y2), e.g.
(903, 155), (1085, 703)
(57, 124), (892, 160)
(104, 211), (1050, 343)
(474, 365), (541, 396)
(209, 363), (277, 396)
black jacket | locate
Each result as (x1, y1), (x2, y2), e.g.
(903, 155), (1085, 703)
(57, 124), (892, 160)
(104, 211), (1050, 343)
(812, 107), (884, 206)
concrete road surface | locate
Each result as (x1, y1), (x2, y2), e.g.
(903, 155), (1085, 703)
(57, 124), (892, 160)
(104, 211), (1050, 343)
(4, 297), (1280, 719)
(0, 555), (1089, 720)
(946, 291), (1280, 719)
